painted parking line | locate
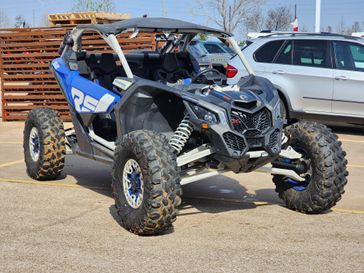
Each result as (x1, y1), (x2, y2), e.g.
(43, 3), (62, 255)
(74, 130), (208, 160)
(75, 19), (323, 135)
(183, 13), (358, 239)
(348, 164), (364, 169)
(340, 138), (364, 144)
(0, 177), (108, 191)
(331, 208), (364, 215)
(0, 177), (363, 215)
(0, 159), (24, 168)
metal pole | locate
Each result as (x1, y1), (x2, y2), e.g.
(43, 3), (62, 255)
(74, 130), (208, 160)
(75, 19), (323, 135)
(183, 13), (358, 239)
(161, 0), (167, 17)
(295, 4), (297, 18)
(315, 0), (321, 32)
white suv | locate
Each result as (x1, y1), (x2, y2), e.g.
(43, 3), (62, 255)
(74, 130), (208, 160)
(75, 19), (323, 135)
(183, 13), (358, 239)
(227, 33), (364, 124)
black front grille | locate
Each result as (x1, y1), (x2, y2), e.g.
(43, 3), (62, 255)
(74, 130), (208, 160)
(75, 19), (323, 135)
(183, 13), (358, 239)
(269, 129), (281, 152)
(231, 108), (272, 134)
(223, 132), (247, 152)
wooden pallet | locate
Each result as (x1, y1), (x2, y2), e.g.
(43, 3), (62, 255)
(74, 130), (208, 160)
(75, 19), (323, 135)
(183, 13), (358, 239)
(48, 12), (130, 26)
(0, 27), (155, 121)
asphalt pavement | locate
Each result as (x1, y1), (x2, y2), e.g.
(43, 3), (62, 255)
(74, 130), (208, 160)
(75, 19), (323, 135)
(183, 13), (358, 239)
(0, 122), (363, 273)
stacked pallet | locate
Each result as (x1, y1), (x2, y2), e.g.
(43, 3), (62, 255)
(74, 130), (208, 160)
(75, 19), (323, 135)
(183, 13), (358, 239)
(0, 27), (155, 121)
(48, 12), (130, 26)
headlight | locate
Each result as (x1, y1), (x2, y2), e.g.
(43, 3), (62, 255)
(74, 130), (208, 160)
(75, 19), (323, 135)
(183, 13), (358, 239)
(191, 105), (219, 124)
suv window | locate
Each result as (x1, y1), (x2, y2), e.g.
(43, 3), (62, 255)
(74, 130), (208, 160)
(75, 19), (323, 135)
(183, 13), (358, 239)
(333, 41), (364, 71)
(254, 40), (284, 63)
(203, 43), (225, 54)
(293, 40), (329, 68)
(275, 41), (292, 64)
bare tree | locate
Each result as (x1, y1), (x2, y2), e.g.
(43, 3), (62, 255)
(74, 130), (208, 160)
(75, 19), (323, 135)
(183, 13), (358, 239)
(72, 0), (115, 12)
(244, 8), (265, 32)
(337, 17), (346, 34)
(325, 25), (332, 33)
(347, 21), (361, 34)
(40, 13), (50, 27)
(265, 6), (293, 31)
(195, 0), (265, 33)
(0, 9), (9, 28)
(14, 15), (29, 28)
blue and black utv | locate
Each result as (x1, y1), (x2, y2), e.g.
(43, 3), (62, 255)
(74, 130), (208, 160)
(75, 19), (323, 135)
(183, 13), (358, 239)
(23, 18), (348, 235)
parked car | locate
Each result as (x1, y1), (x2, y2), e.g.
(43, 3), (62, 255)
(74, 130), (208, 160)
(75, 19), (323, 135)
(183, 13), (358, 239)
(188, 39), (234, 73)
(227, 33), (364, 124)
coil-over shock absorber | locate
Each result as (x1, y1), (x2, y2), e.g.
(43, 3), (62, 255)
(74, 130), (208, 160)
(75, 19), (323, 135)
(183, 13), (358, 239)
(169, 114), (194, 154)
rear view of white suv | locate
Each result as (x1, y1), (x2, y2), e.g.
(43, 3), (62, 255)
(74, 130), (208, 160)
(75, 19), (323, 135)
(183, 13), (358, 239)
(227, 33), (364, 124)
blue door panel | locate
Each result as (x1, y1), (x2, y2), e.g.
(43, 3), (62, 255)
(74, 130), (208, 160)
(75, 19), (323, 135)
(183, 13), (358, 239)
(52, 58), (121, 113)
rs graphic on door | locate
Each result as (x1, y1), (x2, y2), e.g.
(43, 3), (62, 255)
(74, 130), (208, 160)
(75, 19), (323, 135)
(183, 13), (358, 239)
(69, 72), (120, 114)
(71, 87), (115, 113)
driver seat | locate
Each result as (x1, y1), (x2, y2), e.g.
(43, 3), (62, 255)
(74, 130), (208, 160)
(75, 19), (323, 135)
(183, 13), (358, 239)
(154, 52), (194, 83)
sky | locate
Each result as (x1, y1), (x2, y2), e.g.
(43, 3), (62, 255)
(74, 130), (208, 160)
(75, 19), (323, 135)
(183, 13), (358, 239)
(0, 0), (364, 38)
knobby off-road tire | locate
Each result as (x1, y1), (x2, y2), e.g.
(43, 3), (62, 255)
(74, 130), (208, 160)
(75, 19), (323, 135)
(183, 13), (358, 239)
(23, 108), (66, 180)
(112, 130), (182, 235)
(273, 121), (348, 214)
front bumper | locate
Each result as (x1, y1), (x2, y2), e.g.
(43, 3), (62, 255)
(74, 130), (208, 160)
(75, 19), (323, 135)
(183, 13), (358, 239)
(199, 106), (283, 173)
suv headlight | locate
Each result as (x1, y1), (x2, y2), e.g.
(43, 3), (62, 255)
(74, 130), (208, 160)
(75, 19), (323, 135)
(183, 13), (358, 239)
(191, 105), (219, 124)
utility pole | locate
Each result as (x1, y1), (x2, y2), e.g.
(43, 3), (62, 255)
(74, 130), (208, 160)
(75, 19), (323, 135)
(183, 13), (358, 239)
(315, 0), (321, 32)
(294, 4), (297, 19)
(161, 0), (167, 17)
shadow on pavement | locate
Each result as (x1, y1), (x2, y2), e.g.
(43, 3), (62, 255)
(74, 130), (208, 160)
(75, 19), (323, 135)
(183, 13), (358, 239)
(63, 155), (113, 196)
(64, 155), (283, 226)
(179, 177), (281, 216)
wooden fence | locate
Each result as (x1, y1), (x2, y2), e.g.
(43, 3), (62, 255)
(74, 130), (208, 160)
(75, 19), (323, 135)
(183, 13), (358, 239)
(0, 27), (156, 121)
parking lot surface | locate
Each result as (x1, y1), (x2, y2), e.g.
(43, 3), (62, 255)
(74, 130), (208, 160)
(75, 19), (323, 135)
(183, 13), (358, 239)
(0, 122), (363, 273)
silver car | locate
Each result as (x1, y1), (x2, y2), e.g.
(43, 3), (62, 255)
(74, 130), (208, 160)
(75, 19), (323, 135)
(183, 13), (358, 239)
(227, 33), (364, 124)
(188, 39), (234, 73)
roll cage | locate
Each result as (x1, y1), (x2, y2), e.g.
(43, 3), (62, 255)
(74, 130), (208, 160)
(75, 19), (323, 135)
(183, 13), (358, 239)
(60, 17), (255, 81)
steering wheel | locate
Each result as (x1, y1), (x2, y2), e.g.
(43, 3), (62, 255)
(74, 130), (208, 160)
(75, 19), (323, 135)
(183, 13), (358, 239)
(192, 68), (226, 85)
(154, 67), (190, 83)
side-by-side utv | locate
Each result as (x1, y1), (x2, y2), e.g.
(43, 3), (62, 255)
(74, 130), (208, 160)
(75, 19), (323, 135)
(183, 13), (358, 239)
(23, 18), (348, 235)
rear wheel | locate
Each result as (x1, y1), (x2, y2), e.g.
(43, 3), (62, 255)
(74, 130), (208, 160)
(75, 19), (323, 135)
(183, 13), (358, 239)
(23, 108), (66, 180)
(112, 130), (182, 235)
(273, 121), (348, 213)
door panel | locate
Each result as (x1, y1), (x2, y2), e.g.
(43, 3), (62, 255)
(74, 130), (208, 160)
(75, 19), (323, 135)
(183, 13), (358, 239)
(268, 40), (334, 113)
(332, 41), (364, 116)
(274, 65), (333, 113)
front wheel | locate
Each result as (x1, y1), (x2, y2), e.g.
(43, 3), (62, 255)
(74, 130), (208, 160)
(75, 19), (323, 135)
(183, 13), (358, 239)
(273, 121), (348, 214)
(112, 130), (182, 235)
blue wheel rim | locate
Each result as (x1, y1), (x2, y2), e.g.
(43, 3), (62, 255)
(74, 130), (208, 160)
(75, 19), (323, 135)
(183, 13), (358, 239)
(122, 159), (144, 209)
(284, 147), (312, 191)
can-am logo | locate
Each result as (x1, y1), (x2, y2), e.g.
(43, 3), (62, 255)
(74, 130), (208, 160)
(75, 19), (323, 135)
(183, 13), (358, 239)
(239, 94), (248, 101)
(71, 87), (115, 113)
